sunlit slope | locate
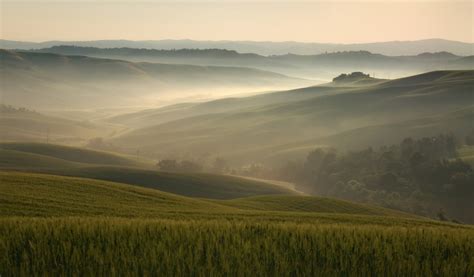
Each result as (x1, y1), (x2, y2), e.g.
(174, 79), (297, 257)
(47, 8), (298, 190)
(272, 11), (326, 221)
(112, 70), (474, 163)
(219, 195), (415, 217)
(0, 172), (235, 217)
(379, 70), (474, 87)
(0, 171), (421, 219)
(255, 106), (474, 162)
(107, 85), (353, 128)
(0, 142), (140, 167)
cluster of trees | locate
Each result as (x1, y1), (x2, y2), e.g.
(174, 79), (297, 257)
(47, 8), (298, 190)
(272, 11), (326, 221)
(270, 135), (473, 223)
(157, 159), (203, 173)
(465, 130), (474, 146)
(0, 104), (37, 114)
(332, 72), (370, 82)
(156, 158), (230, 174)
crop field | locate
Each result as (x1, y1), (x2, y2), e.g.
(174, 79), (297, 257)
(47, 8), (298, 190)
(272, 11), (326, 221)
(1, 171), (473, 275)
(1, 218), (473, 276)
(0, 171), (415, 218)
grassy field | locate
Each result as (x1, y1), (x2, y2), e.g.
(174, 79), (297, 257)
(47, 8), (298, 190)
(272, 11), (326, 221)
(2, 217), (473, 276)
(1, 171), (473, 275)
(0, 172), (404, 218)
(0, 144), (300, 199)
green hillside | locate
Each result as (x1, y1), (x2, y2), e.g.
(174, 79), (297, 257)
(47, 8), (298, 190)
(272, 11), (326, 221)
(256, 106), (474, 161)
(2, 171), (473, 276)
(0, 172), (235, 217)
(111, 70), (474, 164)
(219, 195), (414, 217)
(12, 165), (299, 199)
(0, 171), (413, 218)
(56, 167), (298, 199)
(0, 144), (299, 199)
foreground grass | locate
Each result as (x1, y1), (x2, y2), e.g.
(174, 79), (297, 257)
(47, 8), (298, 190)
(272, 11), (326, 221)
(1, 218), (473, 276)
(1, 171), (473, 275)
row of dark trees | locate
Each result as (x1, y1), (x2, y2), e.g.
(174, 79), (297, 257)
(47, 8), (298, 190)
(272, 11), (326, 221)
(273, 134), (473, 223)
(156, 158), (230, 174)
(151, 134), (473, 223)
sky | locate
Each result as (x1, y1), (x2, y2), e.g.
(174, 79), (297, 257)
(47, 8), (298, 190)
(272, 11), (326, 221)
(1, 1), (472, 43)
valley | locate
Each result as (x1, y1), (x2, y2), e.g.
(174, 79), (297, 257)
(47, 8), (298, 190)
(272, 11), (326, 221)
(1, 36), (473, 275)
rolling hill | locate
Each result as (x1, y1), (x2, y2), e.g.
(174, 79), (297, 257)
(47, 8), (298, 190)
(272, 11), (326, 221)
(256, 106), (474, 162)
(218, 195), (414, 217)
(0, 171), (421, 218)
(0, 142), (140, 167)
(27, 46), (474, 80)
(110, 70), (474, 165)
(0, 50), (308, 109)
(49, 166), (300, 199)
(2, 171), (472, 276)
(106, 85), (351, 128)
(0, 172), (234, 217)
(0, 143), (300, 199)
(0, 105), (107, 144)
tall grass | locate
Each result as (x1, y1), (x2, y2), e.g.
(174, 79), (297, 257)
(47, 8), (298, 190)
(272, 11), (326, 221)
(1, 218), (473, 276)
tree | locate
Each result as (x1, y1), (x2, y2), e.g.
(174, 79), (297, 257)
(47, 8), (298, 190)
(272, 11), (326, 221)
(179, 160), (202, 172)
(157, 160), (179, 172)
(437, 209), (448, 221)
(212, 158), (229, 174)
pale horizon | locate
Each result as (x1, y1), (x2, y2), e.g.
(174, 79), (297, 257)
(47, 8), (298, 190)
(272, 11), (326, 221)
(1, 1), (472, 43)
(1, 37), (473, 45)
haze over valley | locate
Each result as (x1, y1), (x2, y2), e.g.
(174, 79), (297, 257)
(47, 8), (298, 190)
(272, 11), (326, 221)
(1, 1), (474, 274)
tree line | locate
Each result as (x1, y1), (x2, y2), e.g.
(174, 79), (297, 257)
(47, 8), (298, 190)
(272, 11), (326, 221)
(113, 133), (473, 223)
(271, 134), (473, 223)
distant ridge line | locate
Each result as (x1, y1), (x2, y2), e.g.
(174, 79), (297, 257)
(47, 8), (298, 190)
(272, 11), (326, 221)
(1, 38), (473, 56)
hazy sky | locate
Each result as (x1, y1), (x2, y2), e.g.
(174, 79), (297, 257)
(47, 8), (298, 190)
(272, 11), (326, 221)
(1, 1), (472, 43)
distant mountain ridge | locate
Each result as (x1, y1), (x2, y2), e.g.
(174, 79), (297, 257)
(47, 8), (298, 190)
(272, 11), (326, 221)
(1, 38), (473, 56)
(21, 46), (474, 80)
(0, 50), (307, 109)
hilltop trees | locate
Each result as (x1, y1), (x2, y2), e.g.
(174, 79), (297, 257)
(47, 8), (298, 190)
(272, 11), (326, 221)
(332, 72), (370, 82)
(156, 159), (203, 173)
